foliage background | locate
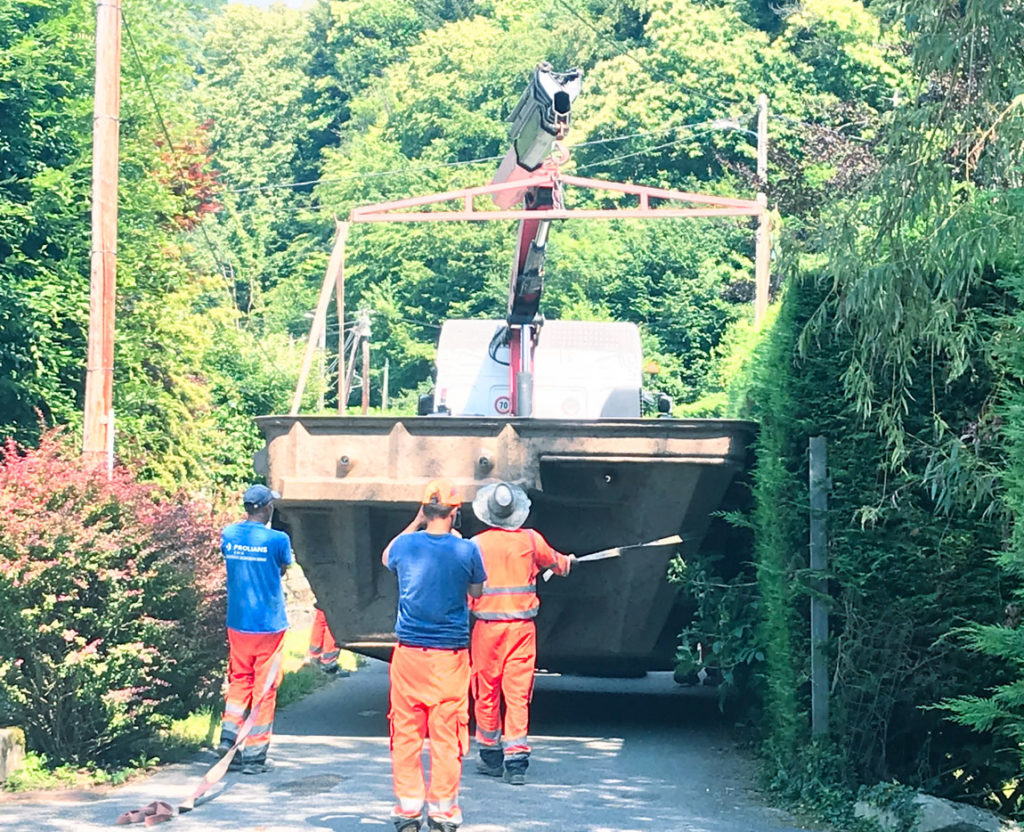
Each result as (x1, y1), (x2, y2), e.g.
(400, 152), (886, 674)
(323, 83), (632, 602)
(4, 0), (1024, 816)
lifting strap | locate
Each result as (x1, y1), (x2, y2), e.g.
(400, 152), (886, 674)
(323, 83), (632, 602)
(113, 646), (283, 824)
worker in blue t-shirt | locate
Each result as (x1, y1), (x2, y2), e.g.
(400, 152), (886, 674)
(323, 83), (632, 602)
(217, 484), (293, 774)
(382, 479), (486, 832)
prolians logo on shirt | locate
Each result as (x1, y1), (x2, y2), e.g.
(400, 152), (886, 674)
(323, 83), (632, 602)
(225, 540), (270, 562)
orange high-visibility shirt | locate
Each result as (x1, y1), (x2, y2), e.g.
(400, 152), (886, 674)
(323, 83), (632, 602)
(469, 528), (571, 621)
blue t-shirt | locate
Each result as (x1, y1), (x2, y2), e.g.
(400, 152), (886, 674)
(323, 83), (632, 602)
(387, 532), (487, 649)
(221, 520), (293, 633)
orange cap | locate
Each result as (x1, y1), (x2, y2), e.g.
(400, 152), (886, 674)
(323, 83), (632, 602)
(421, 478), (462, 507)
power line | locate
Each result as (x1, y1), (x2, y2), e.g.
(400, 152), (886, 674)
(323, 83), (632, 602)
(575, 129), (721, 172)
(551, 0), (860, 140)
(551, 0), (750, 112)
(576, 119), (739, 148)
(216, 122), (756, 221)
(225, 154), (506, 195)
(219, 118), (753, 198)
(121, 10), (238, 285)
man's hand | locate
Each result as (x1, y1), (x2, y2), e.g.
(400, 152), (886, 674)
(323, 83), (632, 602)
(566, 554), (577, 574)
(383, 506), (428, 566)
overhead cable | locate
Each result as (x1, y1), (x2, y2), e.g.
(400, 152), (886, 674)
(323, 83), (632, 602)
(121, 10), (238, 285)
(221, 118), (752, 197)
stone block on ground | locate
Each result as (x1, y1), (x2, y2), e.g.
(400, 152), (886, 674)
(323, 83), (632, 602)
(0, 726), (26, 783)
(855, 791), (1021, 832)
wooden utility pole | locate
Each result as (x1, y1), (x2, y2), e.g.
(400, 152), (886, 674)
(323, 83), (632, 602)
(754, 92), (770, 325)
(83, 0), (122, 470)
(809, 435), (830, 736)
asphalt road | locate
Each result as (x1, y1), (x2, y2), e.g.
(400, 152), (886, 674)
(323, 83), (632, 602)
(1, 660), (815, 832)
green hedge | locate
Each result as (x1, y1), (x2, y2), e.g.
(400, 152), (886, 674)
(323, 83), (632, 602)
(745, 273), (1019, 813)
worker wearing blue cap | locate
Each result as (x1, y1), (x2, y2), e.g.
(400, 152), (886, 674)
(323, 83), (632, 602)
(217, 483), (293, 774)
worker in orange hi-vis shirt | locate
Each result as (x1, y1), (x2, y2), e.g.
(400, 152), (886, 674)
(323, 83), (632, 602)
(382, 479), (486, 832)
(308, 605), (341, 674)
(469, 481), (575, 786)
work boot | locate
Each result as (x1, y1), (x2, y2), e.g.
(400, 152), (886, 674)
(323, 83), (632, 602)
(476, 747), (503, 777)
(217, 738), (243, 771)
(240, 752), (272, 775)
(504, 755), (528, 785)
(390, 810), (422, 831)
(476, 759), (503, 777)
(503, 770), (526, 786)
(476, 751), (503, 777)
(426, 818), (459, 832)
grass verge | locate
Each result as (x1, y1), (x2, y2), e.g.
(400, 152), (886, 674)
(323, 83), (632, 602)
(1, 626), (361, 793)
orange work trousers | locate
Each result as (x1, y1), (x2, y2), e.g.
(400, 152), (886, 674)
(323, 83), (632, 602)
(388, 644), (470, 823)
(220, 628), (285, 763)
(471, 619), (535, 760)
(308, 608), (340, 671)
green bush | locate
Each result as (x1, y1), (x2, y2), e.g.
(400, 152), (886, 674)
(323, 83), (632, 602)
(0, 431), (226, 765)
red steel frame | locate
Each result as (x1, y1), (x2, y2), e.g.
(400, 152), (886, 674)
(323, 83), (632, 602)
(348, 169), (763, 224)
(326, 151), (767, 417)
(292, 152), (770, 415)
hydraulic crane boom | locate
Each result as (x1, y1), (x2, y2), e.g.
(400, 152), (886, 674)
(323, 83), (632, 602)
(491, 63), (581, 415)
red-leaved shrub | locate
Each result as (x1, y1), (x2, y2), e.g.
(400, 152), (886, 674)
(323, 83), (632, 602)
(0, 431), (226, 764)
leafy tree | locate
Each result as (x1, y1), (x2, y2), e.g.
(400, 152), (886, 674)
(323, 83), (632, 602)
(0, 0), (94, 437)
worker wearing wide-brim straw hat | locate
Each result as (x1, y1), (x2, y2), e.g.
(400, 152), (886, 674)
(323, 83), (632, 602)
(469, 481), (576, 785)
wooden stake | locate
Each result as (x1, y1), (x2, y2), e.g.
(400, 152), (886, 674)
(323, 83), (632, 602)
(83, 0), (122, 465)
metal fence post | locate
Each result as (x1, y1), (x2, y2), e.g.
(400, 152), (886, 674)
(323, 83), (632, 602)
(809, 435), (829, 736)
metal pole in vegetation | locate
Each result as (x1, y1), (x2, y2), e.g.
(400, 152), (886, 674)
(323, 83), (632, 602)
(316, 321), (326, 412)
(382, 358), (389, 412)
(344, 329), (359, 411)
(809, 435), (829, 736)
(755, 93), (770, 326)
(83, 0), (122, 467)
(335, 221), (348, 413)
(359, 310), (371, 415)
(291, 222), (347, 416)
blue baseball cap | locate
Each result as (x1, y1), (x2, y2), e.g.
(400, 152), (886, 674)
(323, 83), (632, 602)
(243, 484), (280, 509)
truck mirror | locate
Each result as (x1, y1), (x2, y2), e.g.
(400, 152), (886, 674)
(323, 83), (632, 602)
(417, 394), (434, 416)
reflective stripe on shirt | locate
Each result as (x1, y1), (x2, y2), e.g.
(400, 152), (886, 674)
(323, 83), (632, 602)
(480, 584), (536, 596)
(472, 608), (538, 621)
